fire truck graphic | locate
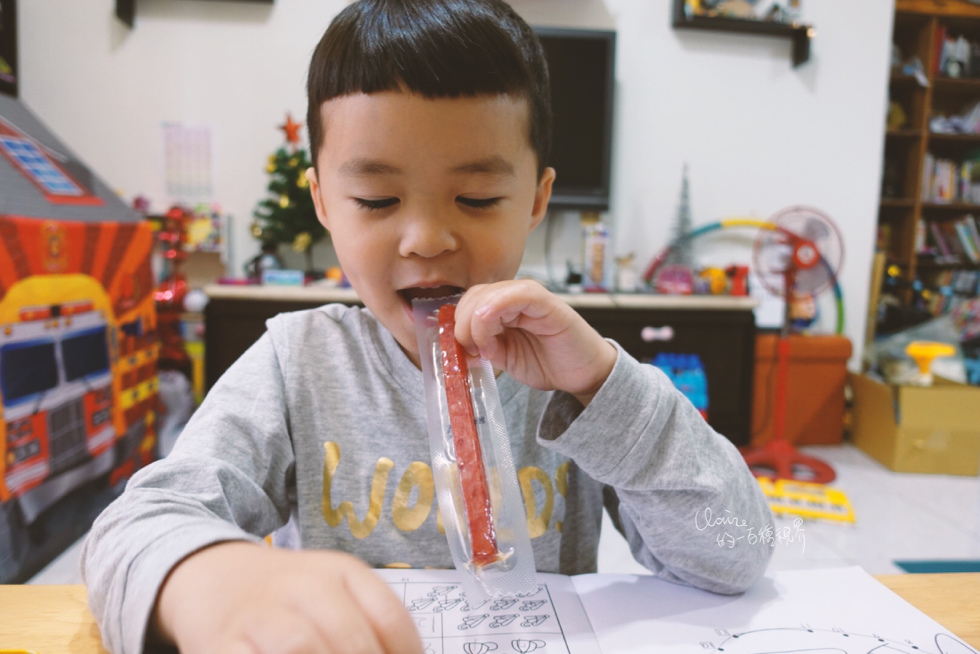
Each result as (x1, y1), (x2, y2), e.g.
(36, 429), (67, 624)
(0, 272), (158, 579)
(3, 300), (117, 502)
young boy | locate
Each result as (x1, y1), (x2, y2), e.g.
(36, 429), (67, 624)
(82, 1), (773, 652)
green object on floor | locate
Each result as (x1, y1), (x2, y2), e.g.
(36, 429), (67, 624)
(894, 560), (980, 573)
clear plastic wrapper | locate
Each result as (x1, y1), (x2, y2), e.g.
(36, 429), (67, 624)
(413, 295), (536, 599)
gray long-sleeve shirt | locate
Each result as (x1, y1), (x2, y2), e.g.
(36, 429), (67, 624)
(81, 304), (773, 654)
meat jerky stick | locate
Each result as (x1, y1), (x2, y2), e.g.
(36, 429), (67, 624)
(438, 304), (499, 567)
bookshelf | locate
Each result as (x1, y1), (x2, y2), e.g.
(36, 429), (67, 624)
(878, 0), (980, 325)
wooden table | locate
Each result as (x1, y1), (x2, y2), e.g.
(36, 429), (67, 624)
(1, 574), (978, 653)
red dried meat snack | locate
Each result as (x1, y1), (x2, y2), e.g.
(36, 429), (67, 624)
(438, 304), (499, 567)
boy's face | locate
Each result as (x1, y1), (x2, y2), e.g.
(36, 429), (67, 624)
(307, 91), (555, 367)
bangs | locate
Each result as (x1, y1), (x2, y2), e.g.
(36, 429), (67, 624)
(313, 2), (535, 99)
(307, 0), (551, 174)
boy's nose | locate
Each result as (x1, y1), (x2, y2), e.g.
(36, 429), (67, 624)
(399, 215), (458, 259)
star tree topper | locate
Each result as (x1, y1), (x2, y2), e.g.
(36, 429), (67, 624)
(279, 113), (303, 150)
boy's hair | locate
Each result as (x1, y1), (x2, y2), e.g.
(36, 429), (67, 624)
(306, 0), (551, 177)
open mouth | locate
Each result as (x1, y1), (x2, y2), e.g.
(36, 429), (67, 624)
(398, 285), (464, 305)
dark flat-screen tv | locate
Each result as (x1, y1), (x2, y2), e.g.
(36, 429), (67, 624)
(0, 0), (17, 98)
(534, 27), (616, 213)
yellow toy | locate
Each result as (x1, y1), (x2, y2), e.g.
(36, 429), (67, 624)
(699, 267), (728, 295)
(905, 341), (956, 385)
(326, 266), (344, 285)
(757, 477), (855, 523)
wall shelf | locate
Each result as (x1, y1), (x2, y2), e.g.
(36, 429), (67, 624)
(671, 0), (813, 67)
(115, 0), (273, 28)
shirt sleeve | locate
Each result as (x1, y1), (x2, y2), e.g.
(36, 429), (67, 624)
(80, 329), (296, 654)
(536, 341), (773, 594)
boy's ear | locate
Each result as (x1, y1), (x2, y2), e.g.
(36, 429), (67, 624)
(306, 167), (330, 230)
(529, 166), (556, 231)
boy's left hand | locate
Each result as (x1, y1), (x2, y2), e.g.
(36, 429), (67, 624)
(454, 280), (617, 406)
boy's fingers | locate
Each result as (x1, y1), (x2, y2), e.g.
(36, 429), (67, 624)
(346, 569), (425, 654)
(238, 610), (330, 654)
(451, 284), (490, 353)
(216, 639), (257, 654)
(293, 586), (384, 654)
(461, 281), (557, 353)
(213, 605), (328, 654)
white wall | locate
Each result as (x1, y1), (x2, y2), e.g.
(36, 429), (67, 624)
(18, 0), (893, 363)
(19, 0), (347, 274)
(600, 0), (894, 364)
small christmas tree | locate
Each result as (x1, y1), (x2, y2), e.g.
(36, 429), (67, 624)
(251, 113), (326, 275)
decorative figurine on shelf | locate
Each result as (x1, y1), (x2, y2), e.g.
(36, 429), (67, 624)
(715, 0), (756, 19)
(251, 112), (326, 280)
(132, 195), (151, 215)
(783, 0), (802, 24)
(727, 264), (750, 296)
(615, 252), (638, 292)
(186, 202), (224, 252)
(788, 290), (818, 332)
(154, 205), (192, 378)
(564, 261), (584, 293)
(697, 267), (728, 295)
(324, 266), (350, 288)
(581, 212), (609, 292)
(887, 101), (908, 131)
(666, 164), (694, 268)
(244, 241), (286, 282)
(655, 165), (696, 295)
(655, 264), (695, 295)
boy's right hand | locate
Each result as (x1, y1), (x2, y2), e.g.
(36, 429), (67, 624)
(153, 541), (424, 654)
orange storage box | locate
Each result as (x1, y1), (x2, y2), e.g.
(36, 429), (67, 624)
(751, 334), (852, 446)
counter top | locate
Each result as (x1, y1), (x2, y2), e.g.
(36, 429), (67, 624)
(1, 574), (978, 653)
(203, 283), (759, 311)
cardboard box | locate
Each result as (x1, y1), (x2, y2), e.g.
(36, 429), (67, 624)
(850, 373), (980, 476)
(752, 334), (852, 446)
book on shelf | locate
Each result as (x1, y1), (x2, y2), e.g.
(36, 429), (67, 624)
(915, 220), (927, 254)
(921, 155), (980, 204)
(918, 268), (980, 316)
(928, 220), (954, 260)
(952, 268), (980, 296)
(954, 220), (980, 262)
(933, 24), (947, 76)
(966, 215), (980, 257)
(876, 223), (893, 253)
(939, 220), (967, 259)
(921, 152), (935, 203)
(925, 216), (980, 264)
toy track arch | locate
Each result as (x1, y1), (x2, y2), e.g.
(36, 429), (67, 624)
(641, 217), (845, 335)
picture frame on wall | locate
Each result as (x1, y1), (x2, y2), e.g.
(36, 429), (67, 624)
(0, 0), (17, 98)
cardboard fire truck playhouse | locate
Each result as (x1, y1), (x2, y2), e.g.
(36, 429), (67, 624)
(0, 93), (159, 583)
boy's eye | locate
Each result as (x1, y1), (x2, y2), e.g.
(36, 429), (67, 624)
(457, 197), (501, 209)
(354, 197), (399, 211)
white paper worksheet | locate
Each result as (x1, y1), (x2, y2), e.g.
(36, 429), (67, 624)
(571, 567), (978, 654)
(375, 569), (602, 654)
(375, 567), (977, 654)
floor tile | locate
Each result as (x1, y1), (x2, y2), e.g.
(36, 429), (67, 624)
(596, 444), (980, 577)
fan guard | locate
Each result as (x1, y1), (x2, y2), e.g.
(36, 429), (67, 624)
(752, 205), (844, 299)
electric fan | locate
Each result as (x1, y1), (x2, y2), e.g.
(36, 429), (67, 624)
(740, 206), (844, 484)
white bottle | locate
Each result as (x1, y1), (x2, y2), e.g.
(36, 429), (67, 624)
(581, 212), (609, 292)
